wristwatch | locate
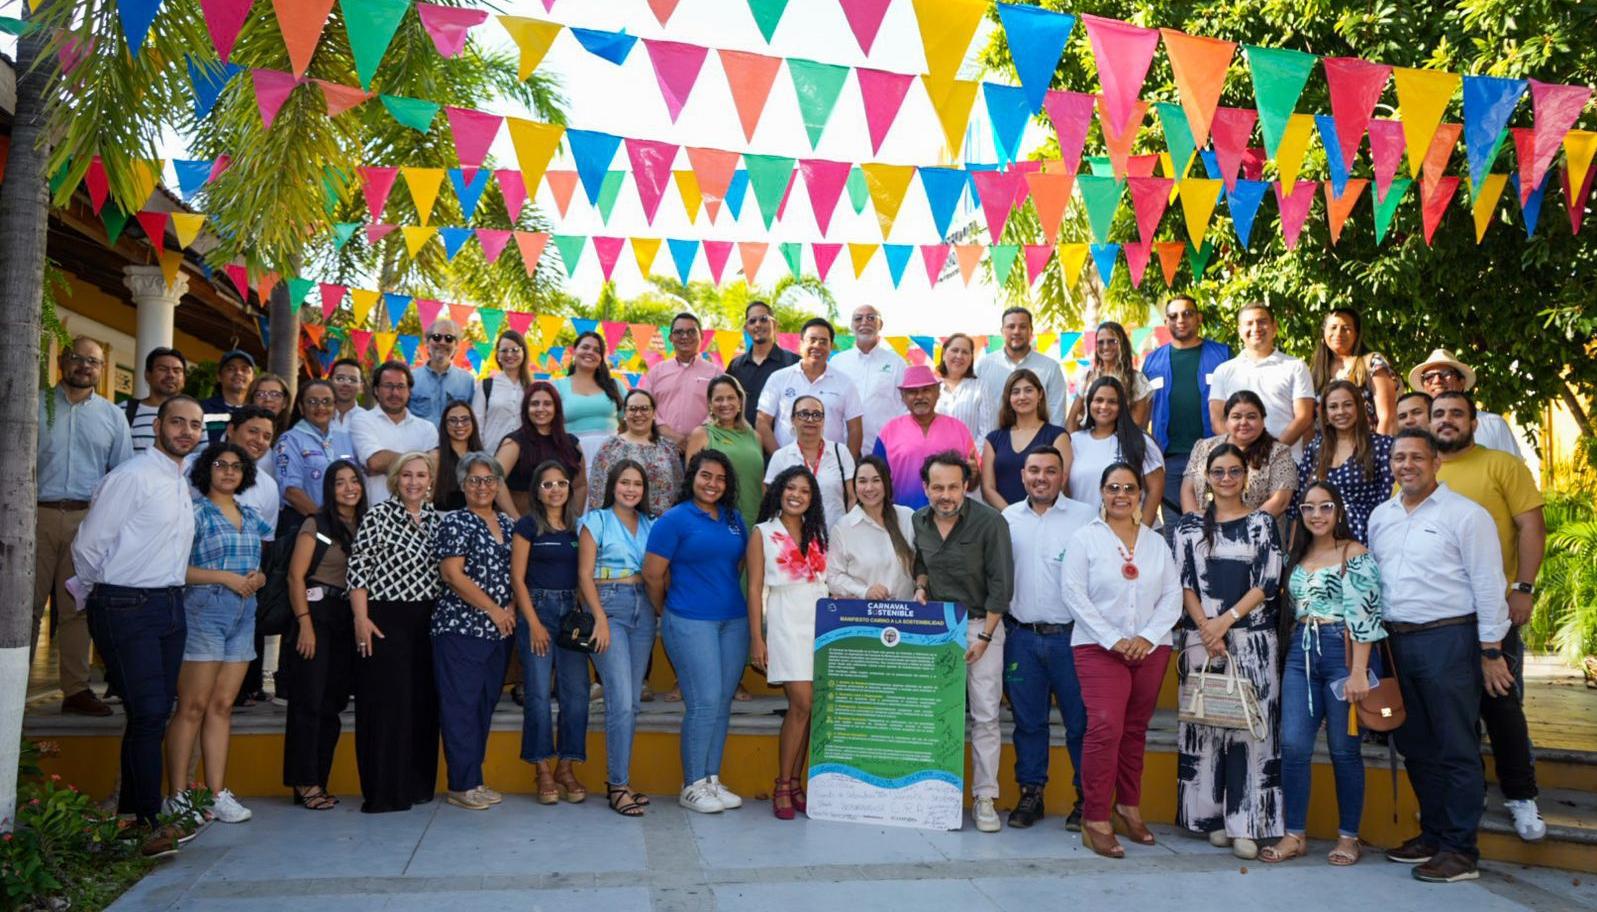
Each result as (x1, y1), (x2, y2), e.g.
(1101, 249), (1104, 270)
(1481, 647), (1503, 660)
(976, 632), (993, 643)
(1511, 582), (1535, 595)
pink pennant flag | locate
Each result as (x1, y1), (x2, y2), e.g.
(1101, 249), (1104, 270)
(1023, 244), (1054, 286)
(1241, 147), (1266, 181)
(1421, 176), (1460, 245)
(1043, 90), (1096, 174)
(1127, 176), (1175, 242)
(1273, 180), (1318, 250)
(971, 170), (1028, 242)
(514, 231), (550, 275)
(348, 330), (373, 360)
(920, 244), (950, 285)
(58, 33), (92, 75)
(84, 158), (110, 214)
(476, 228), (512, 263)
(358, 166), (398, 221)
(545, 171), (578, 218)
(812, 242), (843, 281)
(446, 107), (502, 178)
(647, 0), (682, 26)
(839, 0), (892, 54)
(365, 224), (397, 244)
(506, 311), (535, 336)
(643, 39), (710, 122)
(1127, 154), (1160, 177)
(1421, 123), (1463, 197)
(1562, 161), (1596, 236)
(625, 138), (680, 224)
(593, 236), (626, 281)
(1123, 239), (1152, 288)
(1511, 128), (1540, 206)
(416, 3), (488, 57)
(1081, 15), (1160, 137)
(224, 264), (251, 299)
(201, 0), (253, 63)
(798, 158), (852, 235)
(209, 156), (233, 182)
(1209, 107), (1257, 191)
(686, 147), (739, 222)
(318, 283), (346, 320)
(600, 321), (629, 353)
(252, 69), (302, 129)
(495, 170), (528, 222)
(416, 299), (446, 330)
(856, 68), (915, 155)
(136, 211), (169, 254)
(775, 170), (800, 221)
(1323, 57), (1391, 167)
(1528, 80), (1593, 197)
(1367, 119), (1407, 200)
(315, 79), (370, 116)
(703, 240), (734, 285)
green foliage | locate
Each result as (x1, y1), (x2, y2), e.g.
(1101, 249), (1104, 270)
(39, 260), (72, 424)
(1526, 484), (1597, 663)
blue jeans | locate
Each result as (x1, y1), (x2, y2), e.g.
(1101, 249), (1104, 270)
(1161, 452), (1190, 522)
(662, 611), (748, 785)
(515, 589), (590, 763)
(1003, 621), (1085, 799)
(433, 632), (511, 793)
(1280, 622), (1379, 835)
(591, 583), (657, 785)
(1389, 622), (1485, 859)
(85, 585), (186, 823)
(181, 584), (256, 662)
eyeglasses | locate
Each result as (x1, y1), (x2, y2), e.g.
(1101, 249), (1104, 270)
(376, 382), (409, 392)
(303, 397), (334, 408)
(670, 326), (699, 336)
(625, 404), (654, 414)
(445, 416), (474, 427)
(212, 460), (244, 473)
(254, 390), (286, 401)
(1301, 502), (1339, 516)
(746, 314), (773, 325)
(496, 348), (522, 359)
(1103, 482), (1140, 494)
(794, 409), (824, 422)
(64, 352), (104, 368)
(1420, 369), (1463, 384)
(429, 333), (457, 344)
(463, 475), (499, 488)
(1207, 466), (1246, 480)
(539, 479), (570, 490)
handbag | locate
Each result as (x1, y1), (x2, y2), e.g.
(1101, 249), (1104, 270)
(1344, 629), (1406, 732)
(1178, 651), (1267, 741)
(556, 605), (598, 653)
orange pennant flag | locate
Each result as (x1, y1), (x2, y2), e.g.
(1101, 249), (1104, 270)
(630, 323), (660, 355)
(953, 243), (983, 285)
(158, 249), (184, 288)
(315, 79), (370, 116)
(545, 171), (579, 218)
(1325, 179), (1369, 245)
(1025, 171), (1075, 245)
(738, 241), (768, 282)
(271, 0), (336, 78)
(717, 49), (783, 142)
(513, 231), (550, 275)
(1421, 123), (1462, 197)
(1159, 29), (1235, 147)
(1155, 241), (1185, 285)
(1099, 97), (1148, 179)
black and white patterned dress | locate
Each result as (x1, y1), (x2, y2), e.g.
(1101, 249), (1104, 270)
(347, 499), (442, 603)
(1172, 510), (1286, 841)
(431, 509), (514, 640)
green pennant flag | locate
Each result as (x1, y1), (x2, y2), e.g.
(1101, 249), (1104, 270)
(333, 222), (361, 249)
(781, 241), (802, 278)
(341, 0), (410, 90)
(50, 161), (74, 198)
(286, 277), (316, 312)
(1187, 239), (1216, 280)
(479, 308), (505, 341)
(322, 164), (352, 217)
(845, 166), (869, 214)
(1086, 156), (1116, 177)
(1078, 175), (1124, 244)
(103, 205), (131, 245)
(787, 58), (850, 149)
(553, 234), (587, 276)
(381, 95), (440, 132)
(990, 244), (1021, 286)
(1245, 45), (1319, 157)
(1373, 177), (1413, 245)
(746, 0), (790, 42)
(596, 171), (626, 223)
(1, 15), (39, 36)
(1156, 102), (1197, 178)
(743, 153), (797, 229)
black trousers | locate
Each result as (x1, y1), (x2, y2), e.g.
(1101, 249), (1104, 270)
(354, 599), (439, 813)
(282, 595), (354, 789)
(1481, 625), (1538, 800)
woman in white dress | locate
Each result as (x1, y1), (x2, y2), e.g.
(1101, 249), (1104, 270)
(473, 329), (531, 454)
(746, 465), (830, 820)
(827, 455), (916, 601)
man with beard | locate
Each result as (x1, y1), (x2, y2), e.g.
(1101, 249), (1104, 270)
(202, 349), (255, 443)
(871, 366), (976, 508)
(831, 303), (907, 454)
(1409, 350), (1522, 458)
(727, 300), (798, 427)
(757, 318), (864, 456)
(351, 361), (438, 503)
(72, 395), (207, 858)
(912, 451), (1014, 833)
(409, 318), (476, 425)
(1432, 390), (1548, 843)
(1140, 295), (1231, 519)
(35, 337), (133, 716)
(125, 347), (187, 454)
(977, 306), (1068, 432)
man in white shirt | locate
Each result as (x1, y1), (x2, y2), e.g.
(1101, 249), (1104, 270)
(125, 347), (187, 454)
(328, 357), (365, 459)
(73, 395), (204, 847)
(352, 361), (439, 504)
(829, 304), (906, 454)
(1207, 303), (1316, 458)
(1409, 349), (1523, 459)
(1368, 428), (1512, 884)
(757, 318), (864, 457)
(1001, 447), (1097, 832)
(977, 306), (1068, 432)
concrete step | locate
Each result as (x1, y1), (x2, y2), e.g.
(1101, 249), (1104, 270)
(1483, 787), (1597, 845)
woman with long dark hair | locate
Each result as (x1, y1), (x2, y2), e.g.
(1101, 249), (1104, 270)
(432, 399), (484, 511)
(474, 329), (532, 453)
(282, 459), (368, 810)
(1068, 376), (1164, 524)
(1181, 391), (1298, 516)
(1309, 308), (1397, 435)
(748, 465), (831, 819)
(588, 388), (683, 518)
(981, 368), (1070, 510)
(1067, 322), (1153, 431)
(826, 456), (916, 601)
(1290, 380), (1393, 544)
(555, 330), (625, 478)
(494, 381), (587, 518)
(1171, 443), (1287, 859)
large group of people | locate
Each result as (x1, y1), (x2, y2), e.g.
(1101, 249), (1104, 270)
(36, 298), (1547, 884)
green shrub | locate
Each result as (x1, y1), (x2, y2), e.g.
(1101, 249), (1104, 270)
(1528, 487), (1597, 664)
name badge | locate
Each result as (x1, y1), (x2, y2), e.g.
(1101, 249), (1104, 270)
(1203, 373), (1216, 385)
(1147, 376), (1166, 391)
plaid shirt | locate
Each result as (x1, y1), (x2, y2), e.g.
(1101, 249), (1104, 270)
(189, 496), (273, 574)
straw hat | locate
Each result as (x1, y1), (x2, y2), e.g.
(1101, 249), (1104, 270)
(1407, 349), (1477, 391)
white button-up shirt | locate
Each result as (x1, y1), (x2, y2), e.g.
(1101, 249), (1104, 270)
(1207, 349), (1315, 457)
(350, 407), (439, 503)
(1367, 482), (1510, 642)
(72, 449), (197, 589)
(1004, 495), (1097, 624)
(830, 343), (907, 452)
(1475, 411), (1523, 460)
(1062, 518), (1183, 649)
(757, 363), (865, 449)
(826, 504), (917, 600)
(977, 348), (1069, 432)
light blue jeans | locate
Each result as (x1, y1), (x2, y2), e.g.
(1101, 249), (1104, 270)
(591, 582), (657, 785)
(516, 589), (590, 763)
(661, 611), (748, 786)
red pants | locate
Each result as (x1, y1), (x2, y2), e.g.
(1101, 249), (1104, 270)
(1074, 644), (1171, 822)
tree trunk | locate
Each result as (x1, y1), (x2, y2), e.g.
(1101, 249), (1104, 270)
(0, 13), (52, 832)
(267, 283), (299, 394)
(1559, 381), (1593, 440)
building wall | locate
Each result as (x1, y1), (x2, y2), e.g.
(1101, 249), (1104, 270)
(49, 274), (227, 399)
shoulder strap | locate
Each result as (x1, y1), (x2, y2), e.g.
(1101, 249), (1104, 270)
(834, 443), (845, 488)
(124, 398), (140, 425)
(307, 514), (336, 578)
(483, 377), (493, 404)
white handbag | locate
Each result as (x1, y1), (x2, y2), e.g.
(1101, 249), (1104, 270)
(1178, 655), (1267, 741)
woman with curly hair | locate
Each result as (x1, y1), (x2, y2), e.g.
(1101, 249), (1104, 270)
(1067, 322), (1153, 431)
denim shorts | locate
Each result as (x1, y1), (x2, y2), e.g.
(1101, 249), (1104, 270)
(182, 584), (257, 662)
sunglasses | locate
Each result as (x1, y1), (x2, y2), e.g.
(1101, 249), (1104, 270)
(1207, 466), (1246, 480)
(429, 333), (457, 344)
(539, 479), (570, 490)
(1301, 502), (1339, 516)
(1103, 482), (1140, 495)
(303, 397), (334, 408)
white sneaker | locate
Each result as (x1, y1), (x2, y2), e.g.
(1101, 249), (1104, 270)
(1208, 830), (1231, 847)
(708, 775), (742, 809)
(210, 789), (252, 823)
(1231, 837), (1258, 859)
(1504, 799), (1547, 842)
(678, 778), (724, 814)
(973, 797), (1001, 833)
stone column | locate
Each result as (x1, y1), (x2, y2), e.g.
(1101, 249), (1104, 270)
(123, 264), (189, 398)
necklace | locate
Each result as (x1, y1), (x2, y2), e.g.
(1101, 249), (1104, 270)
(1113, 528), (1139, 580)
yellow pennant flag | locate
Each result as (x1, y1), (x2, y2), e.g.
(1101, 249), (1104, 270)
(1057, 243), (1089, 290)
(374, 331), (397, 363)
(351, 289), (380, 329)
(848, 242), (878, 278)
(1036, 332), (1057, 354)
(1565, 130), (1597, 201)
(913, 0), (987, 84)
(632, 237), (662, 276)
(536, 314), (565, 349)
(860, 163), (916, 238)
(506, 118), (563, 189)
(401, 167), (446, 226)
(885, 336), (911, 359)
(170, 212), (206, 249)
(1471, 173), (1508, 243)
(673, 171), (703, 224)
(1274, 114), (1316, 188)
(401, 226), (437, 257)
(158, 249), (184, 288)
(1392, 68), (1461, 179)
(130, 159), (163, 208)
(1178, 178), (1223, 249)
(923, 76), (980, 161)
(714, 330), (742, 365)
(497, 16), (562, 80)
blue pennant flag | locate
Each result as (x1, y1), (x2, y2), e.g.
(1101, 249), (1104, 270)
(448, 168), (491, 220)
(983, 83), (1032, 167)
(465, 348), (483, 374)
(1510, 172), (1552, 238)
(883, 244), (913, 288)
(565, 129), (623, 206)
(1227, 180), (1270, 248)
(118, 0), (163, 58)
(395, 334), (420, 364)
(384, 293), (412, 329)
(571, 318), (599, 336)
(188, 56), (242, 119)
(256, 315), (270, 349)
(918, 167), (967, 239)
(724, 169), (750, 219)
(571, 27), (637, 64)
(173, 159), (213, 199)
(547, 346), (566, 365)
(1316, 114), (1351, 198)
(1463, 75), (1527, 193)
(439, 227), (474, 261)
(667, 238), (699, 284)
(995, 4), (1075, 114)
(1089, 243), (1119, 286)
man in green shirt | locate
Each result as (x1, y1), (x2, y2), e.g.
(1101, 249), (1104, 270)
(1141, 295), (1232, 521)
(912, 450), (1014, 833)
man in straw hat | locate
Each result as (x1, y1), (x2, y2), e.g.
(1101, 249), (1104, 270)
(1408, 350), (1523, 459)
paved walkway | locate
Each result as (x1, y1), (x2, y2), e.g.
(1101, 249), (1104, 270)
(112, 796), (1595, 912)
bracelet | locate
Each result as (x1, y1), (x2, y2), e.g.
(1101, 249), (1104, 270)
(977, 632), (992, 643)
(1228, 607), (1242, 622)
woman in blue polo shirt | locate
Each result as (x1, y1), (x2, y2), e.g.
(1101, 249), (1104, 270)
(643, 449), (749, 814)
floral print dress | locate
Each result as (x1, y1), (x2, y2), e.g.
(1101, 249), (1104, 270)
(757, 520), (829, 684)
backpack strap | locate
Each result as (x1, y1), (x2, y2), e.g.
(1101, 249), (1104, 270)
(307, 514), (337, 581)
(124, 398), (141, 426)
(483, 377), (494, 406)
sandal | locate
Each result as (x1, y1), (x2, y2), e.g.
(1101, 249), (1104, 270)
(790, 779), (806, 815)
(535, 762), (560, 805)
(1082, 823), (1125, 859)
(1327, 836), (1362, 866)
(606, 782), (646, 817)
(1259, 833), (1308, 864)
(1110, 806), (1156, 845)
(772, 778), (795, 820)
(293, 787), (337, 811)
(554, 762), (588, 803)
